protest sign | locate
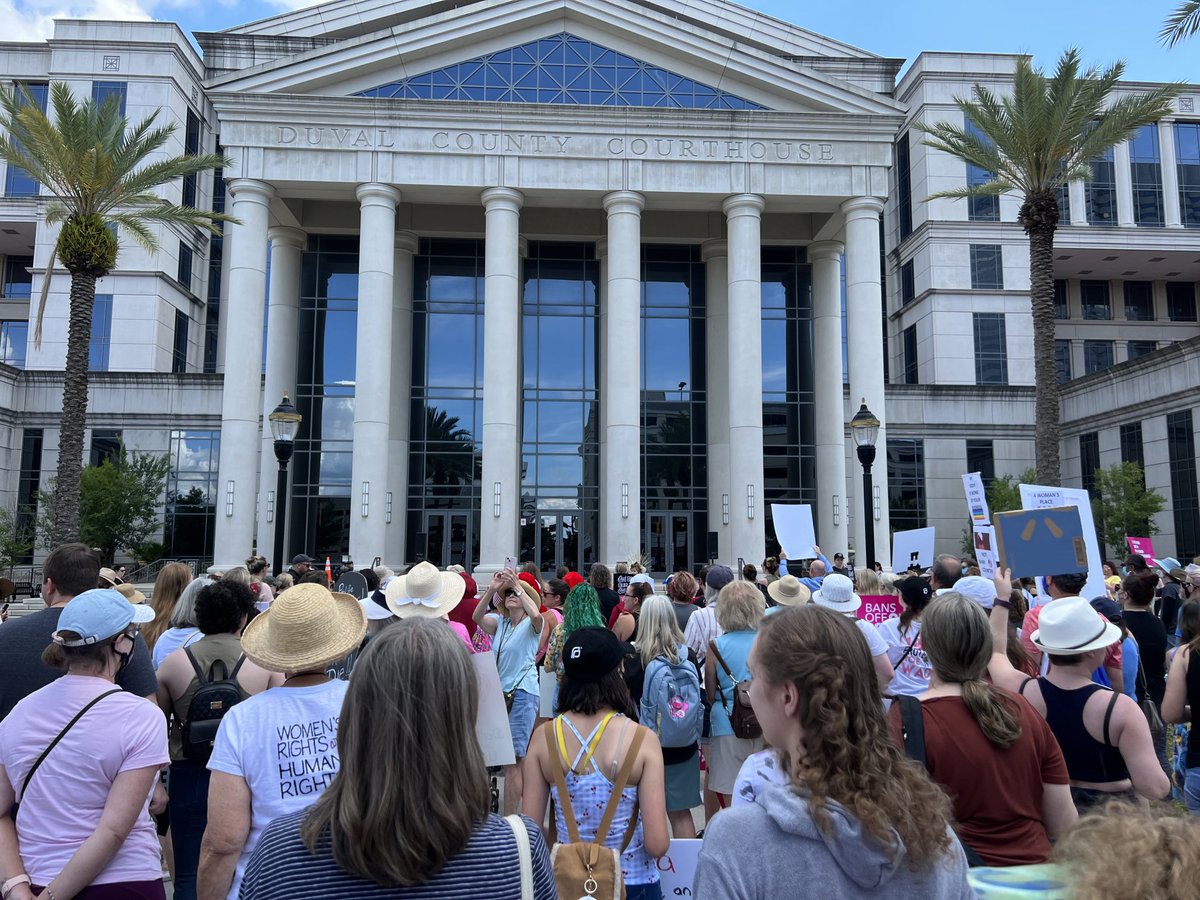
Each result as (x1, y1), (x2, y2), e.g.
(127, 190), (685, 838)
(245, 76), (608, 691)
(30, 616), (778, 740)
(994, 506), (1087, 579)
(1019, 484), (1107, 603)
(963, 473), (990, 525)
(973, 525), (999, 579)
(770, 504), (817, 559)
(656, 838), (702, 897)
(538, 669), (557, 718)
(857, 594), (903, 627)
(1125, 536), (1157, 565)
(333, 571), (368, 599)
(470, 651), (516, 767)
(892, 527), (936, 571)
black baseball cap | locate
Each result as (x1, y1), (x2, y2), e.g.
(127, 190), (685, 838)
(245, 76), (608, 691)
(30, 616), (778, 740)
(562, 627), (626, 683)
(1089, 596), (1123, 623)
(897, 576), (931, 609)
(291, 554), (315, 565)
(833, 552), (845, 560)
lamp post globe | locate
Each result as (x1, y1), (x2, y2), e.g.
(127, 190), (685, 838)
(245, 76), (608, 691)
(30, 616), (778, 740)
(848, 400), (879, 570)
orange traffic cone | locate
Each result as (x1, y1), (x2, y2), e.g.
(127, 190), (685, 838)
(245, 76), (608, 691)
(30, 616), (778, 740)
(325, 556), (333, 582)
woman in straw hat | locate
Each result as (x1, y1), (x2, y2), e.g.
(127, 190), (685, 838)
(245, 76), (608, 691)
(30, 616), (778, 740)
(384, 561), (470, 650)
(985, 568), (1170, 811)
(196, 583), (366, 900)
(473, 570), (544, 816)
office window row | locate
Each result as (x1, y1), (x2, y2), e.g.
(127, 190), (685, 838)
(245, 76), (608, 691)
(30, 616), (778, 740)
(1055, 338), (1173, 382)
(1053, 279), (1198, 322)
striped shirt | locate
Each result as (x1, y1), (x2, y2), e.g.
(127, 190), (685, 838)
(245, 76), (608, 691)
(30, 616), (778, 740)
(240, 811), (556, 900)
(684, 605), (722, 665)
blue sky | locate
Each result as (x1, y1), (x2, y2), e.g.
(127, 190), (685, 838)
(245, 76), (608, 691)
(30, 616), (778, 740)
(1, 0), (1194, 84)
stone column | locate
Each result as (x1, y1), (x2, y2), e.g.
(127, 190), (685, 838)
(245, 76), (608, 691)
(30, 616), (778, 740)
(724, 194), (765, 569)
(1068, 181), (1087, 226)
(702, 239), (730, 563)
(841, 197), (891, 569)
(1114, 141), (1135, 227)
(477, 187), (524, 574)
(212, 178), (273, 568)
(385, 231), (418, 567)
(1160, 120), (1182, 228)
(810, 240), (848, 556)
(349, 184), (401, 565)
(255, 226), (305, 565)
(601, 190), (644, 566)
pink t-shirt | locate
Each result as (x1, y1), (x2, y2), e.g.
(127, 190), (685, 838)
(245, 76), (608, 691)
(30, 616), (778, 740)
(448, 619), (474, 652)
(0, 674), (168, 886)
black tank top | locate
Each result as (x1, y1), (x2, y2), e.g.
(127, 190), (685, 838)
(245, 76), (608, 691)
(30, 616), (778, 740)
(1030, 678), (1129, 784)
(1187, 650), (1200, 768)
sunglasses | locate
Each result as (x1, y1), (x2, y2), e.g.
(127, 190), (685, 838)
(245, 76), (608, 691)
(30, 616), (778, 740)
(503, 589), (521, 599)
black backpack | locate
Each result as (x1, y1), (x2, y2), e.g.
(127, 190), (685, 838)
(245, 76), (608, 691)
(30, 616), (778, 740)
(182, 647), (246, 762)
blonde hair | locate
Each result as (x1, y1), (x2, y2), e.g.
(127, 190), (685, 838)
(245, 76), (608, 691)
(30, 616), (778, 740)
(144, 562), (193, 650)
(275, 573), (294, 592)
(855, 568), (881, 595)
(715, 581), (765, 632)
(878, 572), (899, 596)
(637, 596), (686, 666)
(222, 566), (251, 586)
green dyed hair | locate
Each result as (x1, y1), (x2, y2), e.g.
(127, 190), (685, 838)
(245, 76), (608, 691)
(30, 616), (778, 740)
(562, 583), (605, 636)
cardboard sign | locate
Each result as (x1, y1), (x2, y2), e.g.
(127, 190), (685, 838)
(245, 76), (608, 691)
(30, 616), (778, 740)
(655, 838), (702, 897)
(470, 651), (516, 767)
(892, 527), (936, 571)
(973, 525), (999, 579)
(770, 504), (817, 559)
(994, 506), (1087, 579)
(538, 669), (557, 718)
(1019, 484), (1107, 603)
(1125, 536), (1157, 566)
(857, 594), (904, 627)
(963, 472), (990, 525)
(333, 571), (368, 599)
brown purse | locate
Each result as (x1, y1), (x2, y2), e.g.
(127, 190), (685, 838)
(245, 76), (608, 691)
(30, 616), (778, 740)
(709, 640), (762, 740)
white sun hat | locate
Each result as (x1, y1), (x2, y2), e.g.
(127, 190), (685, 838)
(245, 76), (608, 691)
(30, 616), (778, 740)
(1030, 596), (1122, 655)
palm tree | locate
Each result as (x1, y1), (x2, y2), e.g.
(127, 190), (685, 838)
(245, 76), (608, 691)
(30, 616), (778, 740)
(919, 50), (1178, 485)
(0, 82), (231, 546)
(1162, 1), (1200, 45)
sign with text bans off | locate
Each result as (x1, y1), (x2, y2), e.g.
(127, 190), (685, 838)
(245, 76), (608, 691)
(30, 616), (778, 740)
(857, 594), (904, 627)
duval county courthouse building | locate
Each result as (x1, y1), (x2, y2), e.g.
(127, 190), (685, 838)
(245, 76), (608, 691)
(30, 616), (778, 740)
(0, 0), (1198, 579)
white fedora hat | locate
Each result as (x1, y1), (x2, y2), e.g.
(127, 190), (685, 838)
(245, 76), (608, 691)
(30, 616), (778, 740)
(385, 561), (465, 619)
(1030, 596), (1122, 655)
(811, 573), (861, 614)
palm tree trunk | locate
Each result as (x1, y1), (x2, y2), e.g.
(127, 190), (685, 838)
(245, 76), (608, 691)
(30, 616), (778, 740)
(50, 271), (97, 546)
(1027, 219), (1061, 486)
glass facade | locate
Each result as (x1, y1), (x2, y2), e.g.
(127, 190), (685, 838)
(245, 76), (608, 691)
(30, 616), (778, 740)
(887, 438), (926, 533)
(3, 256), (32, 299)
(89, 294), (113, 371)
(964, 117), (999, 221)
(91, 81), (127, 116)
(89, 429), (122, 467)
(903, 324), (918, 384)
(1086, 146), (1117, 225)
(969, 244), (1002, 289)
(0, 321), (27, 368)
(1167, 282), (1197, 321)
(1176, 122), (1200, 227)
(1053, 279), (1068, 319)
(359, 33), (765, 110)
(1083, 339), (1114, 374)
(4, 83), (47, 198)
(1129, 124), (1164, 226)
(1080, 280), (1111, 320)
(164, 430), (220, 559)
(204, 144), (225, 373)
(1167, 411), (1200, 560)
(1123, 281), (1154, 320)
(896, 133), (913, 241)
(1055, 340), (1072, 383)
(1120, 422), (1144, 470)
(972, 312), (1007, 384)
(16, 428), (42, 564)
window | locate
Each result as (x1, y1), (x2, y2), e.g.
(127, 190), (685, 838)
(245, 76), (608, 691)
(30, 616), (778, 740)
(1167, 282), (1198, 321)
(966, 439), (995, 490)
(1127, 340), (1157, 360)
(964, 117), (1000, 221)
(1055, 340), (1072, 383)
(1056, 182), (1071, 224)
(182, 109), (201, 209)
(888, 438), (926, 533)
(901, 260), (915, 305)
(969, 244), (1003, 289)
(1123, 281), (1154, 321)
(903, 325), (918, 384)
(0, 321), (28, 368)
(972, 312), (1008, 384)
(89, 293), (113, 371)
(89, 429), (122, 467)
(204, 142), (225, 374)
(90, 81), (127, 117)
(897, 133), (913, 240)
(1080, 280), (1111, 320)
(1176, 122), (1200, 227)
(358, 33), (765, 109)
(172, 310), (189, 373)
(165, 430), (221, 559)
(178, 242), (194, 292)
(1120, 422), (1144, 471)
(4, 82), (48, 197)
(1053, 279), (1069, 319)
(1079, 432), (1101, 498)
(1129, 124), (1164, 226)
(1086, 145), (1117, 225)
(3, 256), (33, 298)
(1167, 411), (1200, 559)
(15, 429), (42, 564)
(1083, 340), (1114, 374)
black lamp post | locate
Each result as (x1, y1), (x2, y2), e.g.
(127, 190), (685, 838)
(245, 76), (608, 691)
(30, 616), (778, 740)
(849, 399), (880, 571)
(268, 393), (302, 577)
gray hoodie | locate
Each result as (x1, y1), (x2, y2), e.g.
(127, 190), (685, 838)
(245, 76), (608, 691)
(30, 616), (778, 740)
(693, 782), (973, 899)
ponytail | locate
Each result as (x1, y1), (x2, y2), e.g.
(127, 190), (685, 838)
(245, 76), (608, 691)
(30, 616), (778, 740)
(960, 679), (1022, 749)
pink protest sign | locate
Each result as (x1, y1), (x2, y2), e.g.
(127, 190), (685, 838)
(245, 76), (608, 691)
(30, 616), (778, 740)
(858, 594), (903, 627)
(1125, 536), (1157, 565)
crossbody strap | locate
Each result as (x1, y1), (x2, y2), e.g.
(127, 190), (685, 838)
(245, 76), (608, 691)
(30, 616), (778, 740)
(545, 722), (582, 845)
(595, 724), (647, 854)
(20, 689), (122, 802)
(1102, 690), (1121, 747)
(894, 627), (921, 669)
(506, 815), (535, 900)
(709, 640), (736, 710)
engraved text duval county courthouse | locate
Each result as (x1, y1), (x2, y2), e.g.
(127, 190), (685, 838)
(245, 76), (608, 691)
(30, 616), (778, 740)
(272, 125), (839, 162)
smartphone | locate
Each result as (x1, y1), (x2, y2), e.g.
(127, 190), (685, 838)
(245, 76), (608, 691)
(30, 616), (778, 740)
(1, 602), (9, 614)
(504, 556), (518, 572)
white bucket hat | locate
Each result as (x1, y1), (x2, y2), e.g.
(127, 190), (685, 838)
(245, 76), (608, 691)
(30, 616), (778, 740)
(385, 561), (466, 619)
(1030, 596), (1122, 655)
(811, 573), (861, 614)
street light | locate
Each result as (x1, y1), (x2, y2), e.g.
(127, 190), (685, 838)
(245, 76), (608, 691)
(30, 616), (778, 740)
(849, 399), (880, 571)
(268, 393), (302, 577)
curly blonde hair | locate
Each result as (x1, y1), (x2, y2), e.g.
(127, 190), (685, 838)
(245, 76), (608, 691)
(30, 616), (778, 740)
(755, 605), (954, 869)
(1056, 804), (1200, 899)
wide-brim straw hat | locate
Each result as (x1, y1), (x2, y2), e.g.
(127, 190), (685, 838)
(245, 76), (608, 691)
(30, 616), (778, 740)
(385, 561), (466, 619)
(1030, 596), (1122, 655)
(767, 575), (810, 607)
(811, 573), (862, 614)
(114, 583), (146, 605)
(241, 583), (366, 672)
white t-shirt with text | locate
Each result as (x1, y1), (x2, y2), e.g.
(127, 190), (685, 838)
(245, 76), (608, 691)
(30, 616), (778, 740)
(877, 617), (932, 696)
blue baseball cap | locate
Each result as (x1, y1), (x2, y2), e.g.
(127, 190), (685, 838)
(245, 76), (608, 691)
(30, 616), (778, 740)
(54, 588), (154, 647)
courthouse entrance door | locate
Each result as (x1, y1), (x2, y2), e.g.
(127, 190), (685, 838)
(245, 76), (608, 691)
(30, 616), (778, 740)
(528, 511), (581, 577)
(424, 512), (470, 568)
(646, 512), (691, 576)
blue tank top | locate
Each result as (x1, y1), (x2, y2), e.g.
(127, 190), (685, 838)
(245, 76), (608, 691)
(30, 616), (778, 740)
(1032, 679), (1128, 784)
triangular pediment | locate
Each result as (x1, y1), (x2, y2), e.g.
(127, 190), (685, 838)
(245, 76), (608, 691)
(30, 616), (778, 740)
(206, 0), (905, 118)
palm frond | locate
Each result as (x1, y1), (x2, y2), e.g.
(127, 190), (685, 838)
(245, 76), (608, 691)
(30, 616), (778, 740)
(106, 213), (158, 253)
(1161, 0), (1200, 46)
(31, 245), (57, 347)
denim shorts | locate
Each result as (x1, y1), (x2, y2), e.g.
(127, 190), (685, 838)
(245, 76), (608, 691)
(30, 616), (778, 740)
(1185, 767), (1200, 816)
(508, 688), (538, 759)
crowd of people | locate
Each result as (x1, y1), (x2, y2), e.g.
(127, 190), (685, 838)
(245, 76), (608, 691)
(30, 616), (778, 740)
(0, 542), (1198, 899)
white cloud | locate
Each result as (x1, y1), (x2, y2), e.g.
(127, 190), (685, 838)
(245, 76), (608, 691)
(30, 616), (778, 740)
(0, 0), (156, 41)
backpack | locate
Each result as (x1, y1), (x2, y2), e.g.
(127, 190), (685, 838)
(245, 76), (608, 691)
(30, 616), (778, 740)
(545, 720), (647, 900)
(639, 645), (702, 748)
(709, 640), (761, 740)
(181, 647), (246, 762)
